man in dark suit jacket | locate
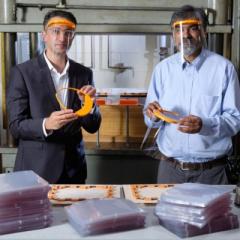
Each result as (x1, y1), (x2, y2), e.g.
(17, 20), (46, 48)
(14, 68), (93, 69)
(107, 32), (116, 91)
(6, 10), (101, 184)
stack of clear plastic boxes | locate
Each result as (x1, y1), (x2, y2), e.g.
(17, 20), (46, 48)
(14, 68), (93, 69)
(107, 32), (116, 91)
(65, 198), (146, 236)
(155, 183), (239, 238)
(0, 171), (52, 235)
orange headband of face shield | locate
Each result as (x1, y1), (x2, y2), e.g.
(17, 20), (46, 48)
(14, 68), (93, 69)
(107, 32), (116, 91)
(46, 17), (76, 29)
(173, 19), (201, 28)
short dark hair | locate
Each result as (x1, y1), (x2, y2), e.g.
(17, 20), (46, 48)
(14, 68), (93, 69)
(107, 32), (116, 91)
(170, 5), (208, 30)
(43, 10), (77, 29)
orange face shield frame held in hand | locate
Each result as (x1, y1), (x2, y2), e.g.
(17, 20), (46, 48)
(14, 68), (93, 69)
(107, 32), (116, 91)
(153, 109), (180, 124)
(55, 87), (94, 117)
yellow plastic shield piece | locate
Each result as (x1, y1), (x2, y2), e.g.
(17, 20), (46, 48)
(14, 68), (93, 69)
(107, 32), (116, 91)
(55, 87), (94, 117)
(173, 19), (201, 28)
(75, 93), (93, 117)
(153, 109), (179, 124)
(47, 17), (76, 29)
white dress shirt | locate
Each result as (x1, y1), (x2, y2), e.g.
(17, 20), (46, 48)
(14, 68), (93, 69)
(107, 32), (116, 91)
(42, 51), (70, 136)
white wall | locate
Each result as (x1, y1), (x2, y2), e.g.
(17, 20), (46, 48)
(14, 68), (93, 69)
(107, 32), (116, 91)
(68, 34), (173, 90)
(14, 33), (173, 90)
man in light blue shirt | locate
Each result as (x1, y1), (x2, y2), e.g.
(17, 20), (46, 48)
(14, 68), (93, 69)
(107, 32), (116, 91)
(144, 5), (240, 184)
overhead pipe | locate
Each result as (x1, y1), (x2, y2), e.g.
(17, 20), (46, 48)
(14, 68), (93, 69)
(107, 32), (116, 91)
(16, 2), (180, 11)
(15, 0), (229, 17)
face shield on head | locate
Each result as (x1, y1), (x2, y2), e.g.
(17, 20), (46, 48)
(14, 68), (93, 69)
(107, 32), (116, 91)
(172, 19), (207, 62)
(45, 17), (76, 51)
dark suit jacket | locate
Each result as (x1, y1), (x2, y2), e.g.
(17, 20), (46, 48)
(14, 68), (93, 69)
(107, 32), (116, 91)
(6, 54), (101, 183)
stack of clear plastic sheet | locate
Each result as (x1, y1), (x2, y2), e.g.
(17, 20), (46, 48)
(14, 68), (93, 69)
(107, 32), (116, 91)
(0, 171), (52, 235)
(65, 198), (146, 236)
(155, 183), (239, 238)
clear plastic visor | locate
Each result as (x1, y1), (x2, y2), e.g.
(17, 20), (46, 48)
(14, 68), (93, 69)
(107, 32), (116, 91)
(172, 19), (207, 62)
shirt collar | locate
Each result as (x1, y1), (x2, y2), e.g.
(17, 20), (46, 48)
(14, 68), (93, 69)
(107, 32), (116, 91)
(43, 51), (70, 76)
(175, 48), (207, 71)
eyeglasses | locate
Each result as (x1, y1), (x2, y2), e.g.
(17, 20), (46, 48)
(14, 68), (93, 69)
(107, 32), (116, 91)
(47, 27), (75, 39)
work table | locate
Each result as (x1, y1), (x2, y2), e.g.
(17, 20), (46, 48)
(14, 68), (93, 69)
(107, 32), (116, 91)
(0, 186), (239, 240)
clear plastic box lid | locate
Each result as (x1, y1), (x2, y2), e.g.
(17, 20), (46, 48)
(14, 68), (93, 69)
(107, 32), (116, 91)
(65, 199), (146, 227)
(0, 171), (50, 203)
(0, 212), (52, 228)
(155, 208), (231, 228)
(69, 213), (145, 231)
(0, 220), (52, 235)
(0, 202), (51, 221)
(0, 194), (50, 208)
(68, 212), (145, 236)
(156, 196), (231, 217)
(65, 199), (146, 236)
(158, 213), (239, 238)
(0, 212), (52, 235)
(0, 198), (50, 210)
(159, 183), (232, 207)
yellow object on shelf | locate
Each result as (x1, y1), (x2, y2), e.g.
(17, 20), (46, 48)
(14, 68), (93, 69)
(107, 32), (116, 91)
(55, 87), (93, 117)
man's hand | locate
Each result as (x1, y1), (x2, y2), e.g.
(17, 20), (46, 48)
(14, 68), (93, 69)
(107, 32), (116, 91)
(77, 85), (96, 101)
(178, 115), (202, 134)
(145, 101), (162, 119)
(45, 109), (78, 130)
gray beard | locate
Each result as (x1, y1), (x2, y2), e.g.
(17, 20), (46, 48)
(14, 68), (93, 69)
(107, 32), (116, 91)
(182, 38), (200, 56)
(183, 44), (198, 56)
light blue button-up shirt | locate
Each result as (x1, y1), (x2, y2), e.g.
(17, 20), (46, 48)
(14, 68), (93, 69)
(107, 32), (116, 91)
(144, 48), (240, 162)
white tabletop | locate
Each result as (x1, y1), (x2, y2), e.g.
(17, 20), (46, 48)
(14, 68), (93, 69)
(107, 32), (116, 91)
(0, 204), (240, 239)
(0, 190), (240, 240)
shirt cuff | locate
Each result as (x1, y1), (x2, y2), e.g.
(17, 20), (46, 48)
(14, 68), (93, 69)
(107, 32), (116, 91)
(42, 118), (53, 137)
(145, 115), (163, 128)
(199, 117), (217, 136)
(89, 103), (96, 114)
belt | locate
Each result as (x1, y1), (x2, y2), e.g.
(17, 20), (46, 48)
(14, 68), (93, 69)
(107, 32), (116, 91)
(161, 155), (227, 171)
